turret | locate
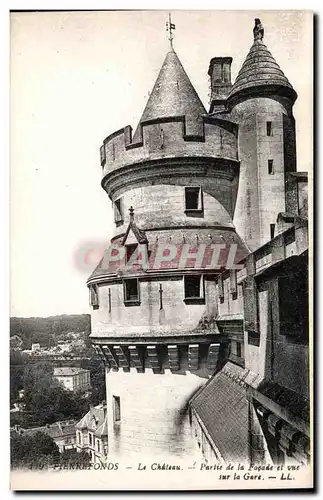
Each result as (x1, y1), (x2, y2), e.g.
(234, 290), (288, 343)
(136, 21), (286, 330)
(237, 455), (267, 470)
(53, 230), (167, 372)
(227, 18), (297, 111)
(228, 18), (298, 250)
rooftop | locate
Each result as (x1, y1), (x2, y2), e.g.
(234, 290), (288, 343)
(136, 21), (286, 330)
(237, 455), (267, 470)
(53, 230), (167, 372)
(75, 403), (108, 437)
(228, 19), (297, 107)
(133, 49), (206, 142)
(190, 362), (250, 462)
(53, 367), (89, 377)
(17, 420), (76, 440)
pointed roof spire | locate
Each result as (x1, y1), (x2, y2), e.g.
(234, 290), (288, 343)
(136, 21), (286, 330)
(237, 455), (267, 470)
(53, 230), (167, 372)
(133, 48), (206, 141)
(227, 18), (297, 109)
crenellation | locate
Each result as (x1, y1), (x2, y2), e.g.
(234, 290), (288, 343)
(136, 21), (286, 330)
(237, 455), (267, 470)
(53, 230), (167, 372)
(101, 117), (239, 177)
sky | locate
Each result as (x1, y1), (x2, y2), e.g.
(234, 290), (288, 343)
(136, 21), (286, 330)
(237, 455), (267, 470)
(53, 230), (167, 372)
(10, 10), (313, 318)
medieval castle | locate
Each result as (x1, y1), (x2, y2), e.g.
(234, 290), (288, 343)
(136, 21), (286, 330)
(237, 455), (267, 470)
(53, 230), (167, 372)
(87, 17), (310, 466)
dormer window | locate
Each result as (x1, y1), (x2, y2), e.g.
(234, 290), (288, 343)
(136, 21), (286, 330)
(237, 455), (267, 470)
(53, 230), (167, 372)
(91, 416), (98, 429)
(184, 186), (203, 213)
(125, 244), (138, 263)
(114, 198), (124, 225)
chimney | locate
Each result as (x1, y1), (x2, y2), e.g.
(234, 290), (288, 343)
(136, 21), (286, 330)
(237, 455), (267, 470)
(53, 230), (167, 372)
(208, 57), (233, 113)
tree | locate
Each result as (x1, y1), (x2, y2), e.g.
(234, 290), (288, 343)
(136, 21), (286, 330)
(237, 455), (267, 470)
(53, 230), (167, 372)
(10, 351), (27, 406)
(22, 363), (89, 426)
(80, 356), (106, 406)
(11, 431), (60, 469)
(59, 449), (91, 467)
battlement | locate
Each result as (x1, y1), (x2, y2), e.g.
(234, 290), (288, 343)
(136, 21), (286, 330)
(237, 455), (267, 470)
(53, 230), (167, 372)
(100, 115), (239, 176)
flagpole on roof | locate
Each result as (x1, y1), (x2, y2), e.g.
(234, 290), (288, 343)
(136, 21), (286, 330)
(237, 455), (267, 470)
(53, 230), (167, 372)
(166, 12), (175, 51)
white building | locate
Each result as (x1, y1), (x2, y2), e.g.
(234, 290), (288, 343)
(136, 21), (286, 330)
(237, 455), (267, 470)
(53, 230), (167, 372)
(53, 367), (91, 393)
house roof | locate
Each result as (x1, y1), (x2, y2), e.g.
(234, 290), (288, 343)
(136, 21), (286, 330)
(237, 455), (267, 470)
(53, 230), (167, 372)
(10, 335), (23, 343)
(21, 420), (76, 440)
(133, 49), (206, 142)
(190, 362), (250, 462)
(95, 418), (109, 437)
(87, 229), (249, 282)
(75, 404), (107, 435)
(53, 367), (89, 377)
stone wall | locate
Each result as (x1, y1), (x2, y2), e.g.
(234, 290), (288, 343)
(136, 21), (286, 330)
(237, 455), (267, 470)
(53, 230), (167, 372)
(111, 180), (236, 231)
(105, 368), (204, 460)
(101, 118), (238, 175)
(91, 276), (218, 338)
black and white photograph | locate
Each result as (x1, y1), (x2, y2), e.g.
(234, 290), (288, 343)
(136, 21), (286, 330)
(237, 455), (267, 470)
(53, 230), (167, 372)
(9, 9), (313, 491)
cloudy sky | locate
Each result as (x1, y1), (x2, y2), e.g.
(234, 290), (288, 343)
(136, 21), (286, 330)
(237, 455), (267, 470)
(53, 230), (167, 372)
(10, 10), (312, 317)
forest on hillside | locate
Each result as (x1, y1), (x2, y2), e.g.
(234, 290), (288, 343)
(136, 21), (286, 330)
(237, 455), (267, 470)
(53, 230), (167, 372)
(10, 314), (91, 349)
(10, 314), (106, 428)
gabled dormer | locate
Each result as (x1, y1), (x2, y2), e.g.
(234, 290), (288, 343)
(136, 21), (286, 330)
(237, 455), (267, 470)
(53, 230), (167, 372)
(122, 206), (148, 264)
(120, 207), (148, 307)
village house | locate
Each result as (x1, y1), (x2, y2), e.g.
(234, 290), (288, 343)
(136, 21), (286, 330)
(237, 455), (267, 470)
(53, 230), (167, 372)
(75, 403), (108, 463)
(12, 420), (77, 453)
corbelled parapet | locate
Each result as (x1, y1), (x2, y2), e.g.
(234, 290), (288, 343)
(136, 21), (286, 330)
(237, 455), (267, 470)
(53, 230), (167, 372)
(93, 342), (224, 376)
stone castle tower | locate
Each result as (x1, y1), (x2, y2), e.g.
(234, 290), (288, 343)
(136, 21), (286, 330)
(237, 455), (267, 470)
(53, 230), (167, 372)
(225, 20), (297, 250)
(87, 18), (297, 460)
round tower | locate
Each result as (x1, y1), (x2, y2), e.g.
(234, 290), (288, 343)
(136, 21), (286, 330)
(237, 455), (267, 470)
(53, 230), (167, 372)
(227, 18), (297, 251)
(88, 44), (248, 460)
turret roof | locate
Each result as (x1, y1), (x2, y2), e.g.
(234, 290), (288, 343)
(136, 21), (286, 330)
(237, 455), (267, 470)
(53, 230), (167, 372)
(133, 49), (206, 141)
(228, 22), (297, 107)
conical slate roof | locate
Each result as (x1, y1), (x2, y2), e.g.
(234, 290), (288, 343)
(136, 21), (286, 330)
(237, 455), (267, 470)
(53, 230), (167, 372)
(228, 38), (297, 107)
(133, 49), (206, 141)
